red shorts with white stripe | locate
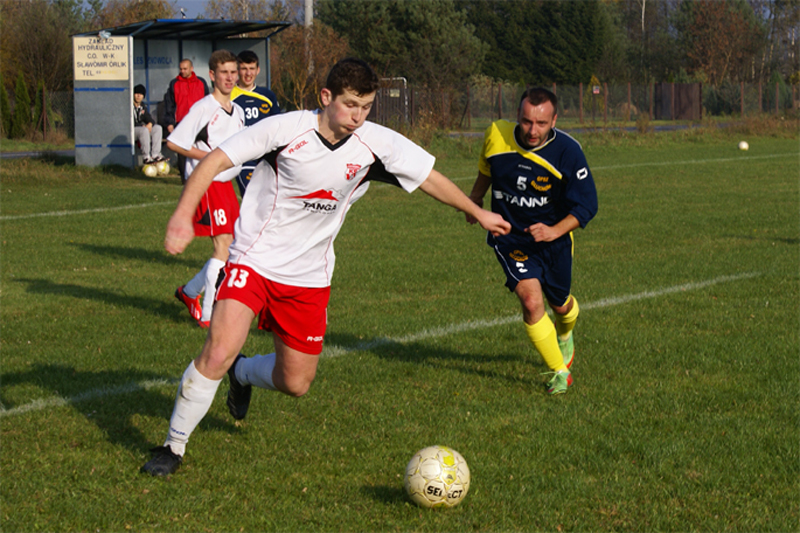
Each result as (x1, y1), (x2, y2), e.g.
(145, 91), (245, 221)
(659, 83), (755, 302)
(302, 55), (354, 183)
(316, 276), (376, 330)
(193, 180), (239, 237)
(215, 263), (330, 355)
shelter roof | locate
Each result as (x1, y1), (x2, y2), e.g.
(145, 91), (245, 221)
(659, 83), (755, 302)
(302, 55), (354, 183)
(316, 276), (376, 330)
(74, 19), (291, 41)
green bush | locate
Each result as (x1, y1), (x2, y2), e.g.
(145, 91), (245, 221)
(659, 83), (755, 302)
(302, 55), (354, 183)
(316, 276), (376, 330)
(10, 72), (31, 139)
(0, 75), (11, 138)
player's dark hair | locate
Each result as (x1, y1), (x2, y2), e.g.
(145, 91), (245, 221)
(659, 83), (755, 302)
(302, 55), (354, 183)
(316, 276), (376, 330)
(237, 50), (259, 67)
(209, 49), (238, 72)
(325, 58), (380, 98)
(519, 87), (558, 112)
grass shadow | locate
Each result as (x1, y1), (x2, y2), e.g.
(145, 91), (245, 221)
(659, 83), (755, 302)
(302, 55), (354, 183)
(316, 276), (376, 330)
(70, 242), (205, 269)
(15, 277), (189, 323)
(361, 484), (407, 505)
(323, 331), (544, 387)
(0, 362), (238, 456)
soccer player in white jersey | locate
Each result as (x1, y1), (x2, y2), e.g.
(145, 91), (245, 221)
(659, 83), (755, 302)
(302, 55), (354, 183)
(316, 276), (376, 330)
(141, 58), (511, 476)
(167, 50), (245, 328)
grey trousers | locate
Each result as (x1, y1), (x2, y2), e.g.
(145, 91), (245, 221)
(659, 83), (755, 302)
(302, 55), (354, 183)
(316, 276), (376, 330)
(135, 124), (163, 160)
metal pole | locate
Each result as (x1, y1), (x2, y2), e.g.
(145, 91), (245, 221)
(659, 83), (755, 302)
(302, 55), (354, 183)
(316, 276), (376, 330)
(498, 83), (502, 120)
(266, 38), (271, 89)
(671, 82), (675, 120)
(42, 90), (47, 142)
(467, 84), (471, 130)
(627, 82), (632, 122)
(741, 82), (745, 117)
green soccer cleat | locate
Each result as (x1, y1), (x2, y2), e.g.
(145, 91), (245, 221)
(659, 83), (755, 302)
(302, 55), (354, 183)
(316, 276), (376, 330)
(545, 370), (572, 395)
(558, 332), (575, 369)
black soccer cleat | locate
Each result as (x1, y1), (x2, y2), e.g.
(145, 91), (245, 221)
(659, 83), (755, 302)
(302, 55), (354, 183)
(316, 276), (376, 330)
(227, 353), (252, 420)
(140, 445), (182, 476)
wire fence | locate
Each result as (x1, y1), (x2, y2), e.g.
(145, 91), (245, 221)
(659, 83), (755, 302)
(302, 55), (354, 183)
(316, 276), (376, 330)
(5, 82), (797, 141)
(373, 81), (800, 131)
(4, 91), (74, 142)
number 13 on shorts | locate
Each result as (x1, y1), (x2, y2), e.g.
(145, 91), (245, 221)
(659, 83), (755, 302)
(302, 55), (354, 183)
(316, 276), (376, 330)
(227, 268), (249, 288)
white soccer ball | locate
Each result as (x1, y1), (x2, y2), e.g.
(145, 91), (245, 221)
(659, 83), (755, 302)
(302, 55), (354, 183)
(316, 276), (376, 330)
(738, 141), (749, 151)
(142, 164), (158, 177)
(155, 161), (171, 175)
(404, 445), (470, 508)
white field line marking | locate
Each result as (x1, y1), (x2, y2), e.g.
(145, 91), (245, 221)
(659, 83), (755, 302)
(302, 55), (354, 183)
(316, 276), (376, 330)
(0, 280), (762, 419)
(0, 379), (176, 418)
(0, 201), (175, 221)
(590, 152), (797, 171)
(322, 271), (760, 358)
(448, 152), (798, 182)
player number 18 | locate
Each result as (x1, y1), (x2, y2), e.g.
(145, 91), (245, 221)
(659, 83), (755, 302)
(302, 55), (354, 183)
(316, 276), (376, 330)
(213, 209), (227, 226)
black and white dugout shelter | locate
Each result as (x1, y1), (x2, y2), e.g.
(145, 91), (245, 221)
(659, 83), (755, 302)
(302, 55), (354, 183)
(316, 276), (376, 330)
(72, 19), (290, 168)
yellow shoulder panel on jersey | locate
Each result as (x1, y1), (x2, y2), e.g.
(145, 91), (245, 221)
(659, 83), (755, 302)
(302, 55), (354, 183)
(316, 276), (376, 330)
(482, 120), (562, 179)
(230, 86), (274, 106)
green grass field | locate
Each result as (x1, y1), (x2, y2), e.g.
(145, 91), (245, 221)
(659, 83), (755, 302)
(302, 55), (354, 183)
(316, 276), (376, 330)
(1, 125), (798, 532)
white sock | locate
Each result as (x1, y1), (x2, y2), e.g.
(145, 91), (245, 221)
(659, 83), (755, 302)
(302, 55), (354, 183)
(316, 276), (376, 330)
(184, 260), (210, 299)
(237, 353), (277, 390)
(164, 361), (222, 457)
(200, 258), (226, 322)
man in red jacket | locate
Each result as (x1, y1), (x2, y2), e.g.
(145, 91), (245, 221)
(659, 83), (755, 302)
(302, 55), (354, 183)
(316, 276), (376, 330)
(164, 59), (210, 182)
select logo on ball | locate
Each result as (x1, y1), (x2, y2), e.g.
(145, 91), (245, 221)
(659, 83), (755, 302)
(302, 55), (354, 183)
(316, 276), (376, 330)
(404, 445), (470, 508)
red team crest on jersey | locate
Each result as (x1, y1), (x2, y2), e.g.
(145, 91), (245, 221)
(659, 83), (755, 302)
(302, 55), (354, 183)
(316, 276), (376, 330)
(345, 163), (361, 180)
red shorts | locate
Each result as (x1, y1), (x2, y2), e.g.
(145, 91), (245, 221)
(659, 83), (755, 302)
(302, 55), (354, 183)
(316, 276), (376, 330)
(193, 181), (239, 237)
(216, 263), (330, 355)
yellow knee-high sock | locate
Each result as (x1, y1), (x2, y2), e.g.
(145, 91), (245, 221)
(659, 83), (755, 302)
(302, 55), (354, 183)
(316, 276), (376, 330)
(555, 296), (580, 340)
(525, 314), (568, 373)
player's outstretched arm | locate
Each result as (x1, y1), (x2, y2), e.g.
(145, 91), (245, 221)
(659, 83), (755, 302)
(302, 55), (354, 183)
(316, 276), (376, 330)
(165, 148), (235, 255)
(465, 172), (492, 225)
(166, 141), (209, 162)
(419, 170), (510, 237)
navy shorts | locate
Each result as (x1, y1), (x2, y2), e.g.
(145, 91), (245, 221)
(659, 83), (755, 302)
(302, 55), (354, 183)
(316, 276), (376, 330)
(491, 235), (573, 306)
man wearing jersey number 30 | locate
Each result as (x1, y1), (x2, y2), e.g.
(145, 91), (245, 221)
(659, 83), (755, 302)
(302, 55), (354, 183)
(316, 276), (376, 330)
(141, 58), (511, 476)
(466, 87), (598, 396)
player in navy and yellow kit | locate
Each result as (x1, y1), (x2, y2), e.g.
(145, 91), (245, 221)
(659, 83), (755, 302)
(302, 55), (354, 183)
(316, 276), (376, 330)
(467, 87), (598, 395)
(231, 50), (281, 196)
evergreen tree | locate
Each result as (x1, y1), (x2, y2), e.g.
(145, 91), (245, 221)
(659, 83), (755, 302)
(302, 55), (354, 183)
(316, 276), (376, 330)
(0, 75), (11, 138)
(318, 0), (486, 89)
(462, 0), (607, 84)
(11, 72), (31, 139)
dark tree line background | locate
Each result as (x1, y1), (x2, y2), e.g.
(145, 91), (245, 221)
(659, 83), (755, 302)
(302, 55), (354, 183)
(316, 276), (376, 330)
(1, 0), (797, 136)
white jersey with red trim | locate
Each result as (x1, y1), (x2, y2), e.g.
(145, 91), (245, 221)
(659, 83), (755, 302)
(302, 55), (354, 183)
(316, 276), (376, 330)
(218, 109), (436, 288)
(167, 93), (245, 183)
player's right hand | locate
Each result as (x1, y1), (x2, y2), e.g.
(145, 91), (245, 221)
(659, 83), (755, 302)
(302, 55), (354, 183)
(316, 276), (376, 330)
(164, 215), (194, 255)
(479, 210), (511, 237)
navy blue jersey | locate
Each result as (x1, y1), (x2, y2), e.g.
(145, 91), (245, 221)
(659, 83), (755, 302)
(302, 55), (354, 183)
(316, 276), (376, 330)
(231, 86), (281, 194)
(479, 120), (597, 246)
(231, 85), (281, 126)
